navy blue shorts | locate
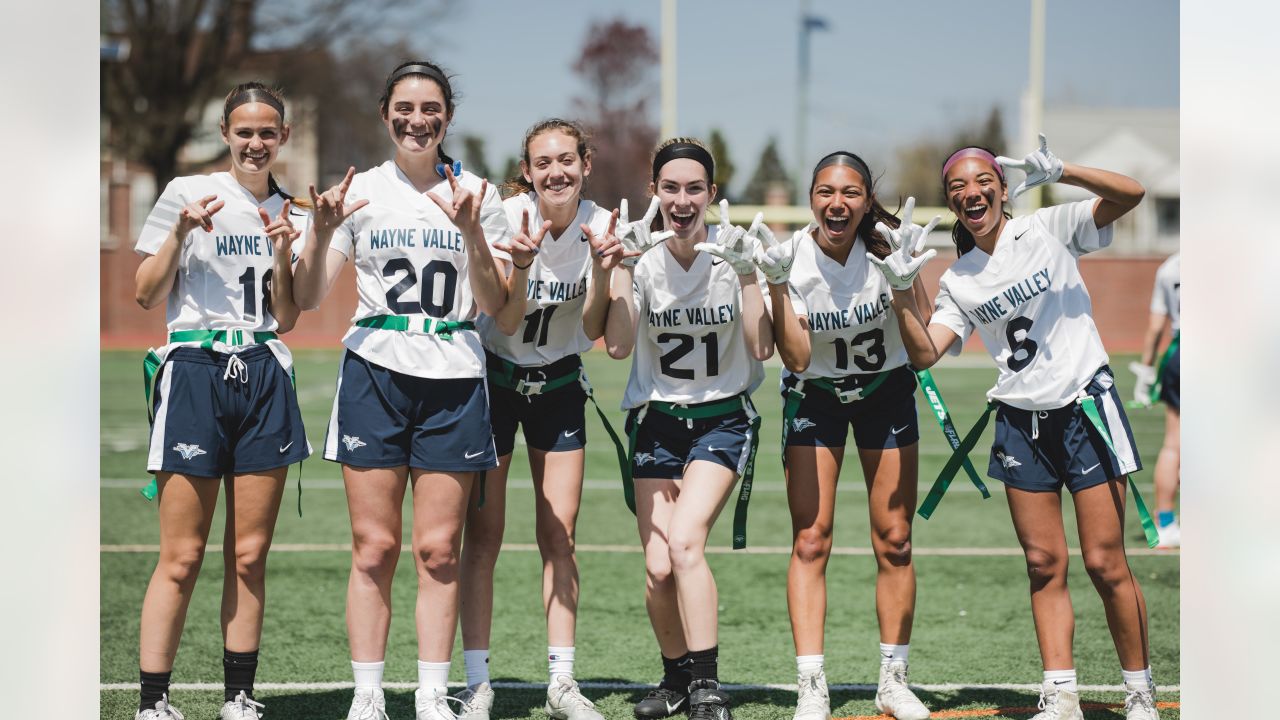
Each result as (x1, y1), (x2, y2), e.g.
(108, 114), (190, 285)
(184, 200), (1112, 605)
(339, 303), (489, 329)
(487, 352), (588, 456)
(781, 366), (919, 450)
(1159, 345), (1179, 411)
(323, 349), (498, 472)
(625, 396), (756, 479)
(989, 366), (1142, 493)
(147, 345), (310, 477)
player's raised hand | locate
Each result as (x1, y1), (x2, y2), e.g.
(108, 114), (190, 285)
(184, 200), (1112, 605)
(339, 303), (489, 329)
(426, 164), (486, 235)
(308, 167), (369, 236)
(259, 200), (301, 256)
(1129, 362), (1156, 408)
(495, 208), (550, 269)
(869, 196), (939, 291)
(583, 208), (626, 271)
(617, 197), (675, 267)
(177, 194), (224, 234)
(748, 212), (796, 285)
(996, 133), (1064, 199)
(694, 199), (757, 275)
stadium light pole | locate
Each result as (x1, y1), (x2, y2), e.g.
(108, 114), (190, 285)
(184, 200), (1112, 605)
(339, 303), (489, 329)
(794, 3), (828, 202)
(660, 0), (677, 139)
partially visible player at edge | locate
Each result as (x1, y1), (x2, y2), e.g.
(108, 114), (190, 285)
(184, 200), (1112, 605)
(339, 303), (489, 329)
(1130, 253), (1180, 548)
(875, 136), (1159, 720)
(458, 119), (625, 720)
(605, 137), (773, 720)
(758, 151), (934, 720)
(132, 82), (311, 720)
(291, 60), (517, 720)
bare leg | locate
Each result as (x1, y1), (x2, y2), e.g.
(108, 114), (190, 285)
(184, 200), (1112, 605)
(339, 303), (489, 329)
(221, 468), (288, 652)
(531, 448), (586, 647)
(668, 460), (739, 651)
(1005, 486), (1075, 670)
(857, 443), (919, 645)
(459, 455), (511, 652)
(410, 469), (473, 661)
(1154, 407), (1180, 516)
(1074, 479), (1151, 670)
(344, 465), (409, 662)
(635, 476), (687, 659)
(785, 445), (842, 656)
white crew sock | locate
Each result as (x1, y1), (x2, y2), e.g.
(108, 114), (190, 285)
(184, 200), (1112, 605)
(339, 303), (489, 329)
(879, 643), (909, 666)
(796, 655), (824, 676)
(1122, 667), (1152, 688)
(352, 660), (385, 691)
(549, 646), (576, 682)
(464, 649), (491, 689)
(418, 659), (451, 692)
(1044, 668), (1078, 693)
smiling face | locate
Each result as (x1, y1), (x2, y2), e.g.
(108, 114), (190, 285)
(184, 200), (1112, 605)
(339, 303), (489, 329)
(523, 129), (590, 210)
(382, 77), (451, 159)
(652, 158), (716, 239)
(945, 157), (1008, 239)
(221, 103), (287, 177)
(809, 165), (871, 247)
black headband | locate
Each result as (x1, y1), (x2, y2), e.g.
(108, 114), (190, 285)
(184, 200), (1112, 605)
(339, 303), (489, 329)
(652, 142), (715, 183)
(223, 89), (284, 123)
(387, 63), (449, 94)
(812, 151), (873, 193)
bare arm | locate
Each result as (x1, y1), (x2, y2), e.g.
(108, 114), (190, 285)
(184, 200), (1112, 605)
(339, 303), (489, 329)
(490, 209), (549, 335)
(765, 282), (808, 371)
(889, 286), (959, 369)
(1059, 162), (1145, 229)
(581, 210), (623, 341)
(428, 169), (506, 316)
(739, 274), (774, 361)
(604, 265), (638, 359)
(1139, 312), (1169, 367)
(136, 195), (224, 309)
(294, 168), (365, 310)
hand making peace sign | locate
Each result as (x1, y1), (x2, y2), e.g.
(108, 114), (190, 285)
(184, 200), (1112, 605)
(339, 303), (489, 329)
(308, 166), (369, 237)
(495, 208), (551, 269)
(581, 208), (627, 271)
(748, 213), (796, 285)
(694, 199), (757, 276)
(425, 164), (487, 237)
(258, 199), (301, 258)
(868, 196), (940, 291)
(616, 196), (675, 267)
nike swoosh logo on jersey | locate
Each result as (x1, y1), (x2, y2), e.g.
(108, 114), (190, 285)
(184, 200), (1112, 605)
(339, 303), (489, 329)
(1014, 230), (1028, 241)
(279, 441), (293, 453)
(563, 429), (580, 438)
(289, 210), (306, 217)
(1081, 462), (1101, 474)
(464, 450), (485, 459)
(710, 258), (725, 266)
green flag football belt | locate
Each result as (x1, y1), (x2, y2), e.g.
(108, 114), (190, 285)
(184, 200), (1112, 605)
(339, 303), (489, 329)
(354, 314), (475, 340)
(621, 394), (761, 550)
(1126, 331), (1180, 410)
(919, 392), (1159, 548)
(779, 371), (891, 464)
(914, 368), (990, 518)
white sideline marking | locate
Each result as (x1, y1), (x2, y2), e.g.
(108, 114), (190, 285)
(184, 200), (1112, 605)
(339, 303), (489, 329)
(99, 680), (1180, 693)
(100, 478), (1156, 493)
(100, 542), (1178, 557)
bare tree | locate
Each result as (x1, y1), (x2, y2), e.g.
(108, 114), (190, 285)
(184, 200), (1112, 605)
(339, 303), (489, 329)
(570, 18), (659, 212)
(893, 106), (1006, 205)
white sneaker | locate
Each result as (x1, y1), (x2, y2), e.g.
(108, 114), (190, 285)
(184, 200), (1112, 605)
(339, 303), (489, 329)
(1156, 521), (1180, 549)
(348, 687), (390, 720)
(875, 662), (930, 720)
(793, 670), (832, 720)
(457, 682), (495, 720)
(1124, 681), (1160, 719)
(1029, 682), (1083, 720)
(135, 693), (185, 720)
(416, 686), (464, 720)
(219, 691), (265, 719)
(545, 675), (605, 720)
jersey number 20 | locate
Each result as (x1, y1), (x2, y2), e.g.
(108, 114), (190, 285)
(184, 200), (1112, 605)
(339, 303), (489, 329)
(383, 259), (458, 316)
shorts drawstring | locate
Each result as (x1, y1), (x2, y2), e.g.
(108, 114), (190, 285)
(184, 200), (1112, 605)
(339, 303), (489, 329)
(224, 353), (248, 383)
(1032, 411), (1048, 440)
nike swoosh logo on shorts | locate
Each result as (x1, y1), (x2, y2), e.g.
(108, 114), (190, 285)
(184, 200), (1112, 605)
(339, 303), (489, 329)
(279, 441), (293, 453)
(1081, 462), (1101, 474)
(563, 429), (580, 438)
(890, 425), (908, 435)
(465, 450), (485, 459)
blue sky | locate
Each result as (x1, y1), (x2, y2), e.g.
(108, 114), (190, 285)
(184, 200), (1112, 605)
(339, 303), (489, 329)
(378, 0), (1177, 195)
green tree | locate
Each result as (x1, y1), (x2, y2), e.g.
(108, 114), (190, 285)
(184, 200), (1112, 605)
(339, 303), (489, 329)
(740, 138), (793, 205)
(708, 128), (736, 201)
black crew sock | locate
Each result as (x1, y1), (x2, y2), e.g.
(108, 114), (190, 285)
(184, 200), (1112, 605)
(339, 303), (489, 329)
(688, 646), (719, 683)
(660, 652), (692, 693)
(139, 669), (172, 712)
(224, 648), (260, 702)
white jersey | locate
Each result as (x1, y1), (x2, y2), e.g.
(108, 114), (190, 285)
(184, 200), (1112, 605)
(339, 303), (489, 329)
(478, 193), (611, 366)
(783, 224), (910, 381)
(136, 172), (309, 336)
(1150, 253), (1180, 333)
(314, 161), (512, 379)
(622, 227), (765, 409)
(931, 199), (1113, 411)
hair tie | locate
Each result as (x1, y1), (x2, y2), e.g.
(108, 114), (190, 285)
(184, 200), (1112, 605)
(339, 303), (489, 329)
(435, 160), (463, 179)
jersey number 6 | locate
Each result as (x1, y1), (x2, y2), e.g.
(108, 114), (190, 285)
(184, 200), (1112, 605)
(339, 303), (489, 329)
(1005, 316), (1038, 372)
(383, 258), (458, 317)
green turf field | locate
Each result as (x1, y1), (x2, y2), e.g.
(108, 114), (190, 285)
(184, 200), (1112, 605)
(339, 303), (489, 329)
(101, 349), (1179, 719)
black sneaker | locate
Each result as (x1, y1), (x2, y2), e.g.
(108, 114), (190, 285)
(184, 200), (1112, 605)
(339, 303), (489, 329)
(633, 685), (689, 719)
(687, 679), (732, 720)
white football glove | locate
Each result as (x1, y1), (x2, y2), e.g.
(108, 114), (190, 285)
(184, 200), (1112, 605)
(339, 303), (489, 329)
(996, 133), (1064, 200)
(747, 212), (796, 285)
(617, 196), (676, 267)
(694, 200), (758, 275)
(1129, 362), (1156, 407)
(868, 196), (939, 291)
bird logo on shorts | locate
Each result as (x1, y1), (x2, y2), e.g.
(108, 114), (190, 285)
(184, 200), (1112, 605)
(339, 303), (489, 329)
(172, 443), (206, 460)
(342, 435), (367, 452)
(634, 452), (656, 466)
(996, 451), (1022, 468)
(791, 417), (816, 432)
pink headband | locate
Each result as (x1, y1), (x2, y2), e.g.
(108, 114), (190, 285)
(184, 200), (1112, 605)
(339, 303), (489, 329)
(942, 147), (1004, 183)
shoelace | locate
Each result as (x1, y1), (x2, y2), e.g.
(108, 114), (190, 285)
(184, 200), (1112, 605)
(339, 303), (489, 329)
(1036, 688), (1058, 712)
(881, 666), (917, 704)
(796, 674), (828, 713)
(1125, 686), (1156, 712)
(151, 693), (185, 720)
(226, 691), (264, 718)
(224, 353), (248, 383)
(553, 679), (597, 710)
(351, 691), (389, 720)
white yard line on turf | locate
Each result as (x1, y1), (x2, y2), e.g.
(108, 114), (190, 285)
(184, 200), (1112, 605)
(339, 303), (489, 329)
(100, 680), (1180, 693)
(101, 542), (1178, 557)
